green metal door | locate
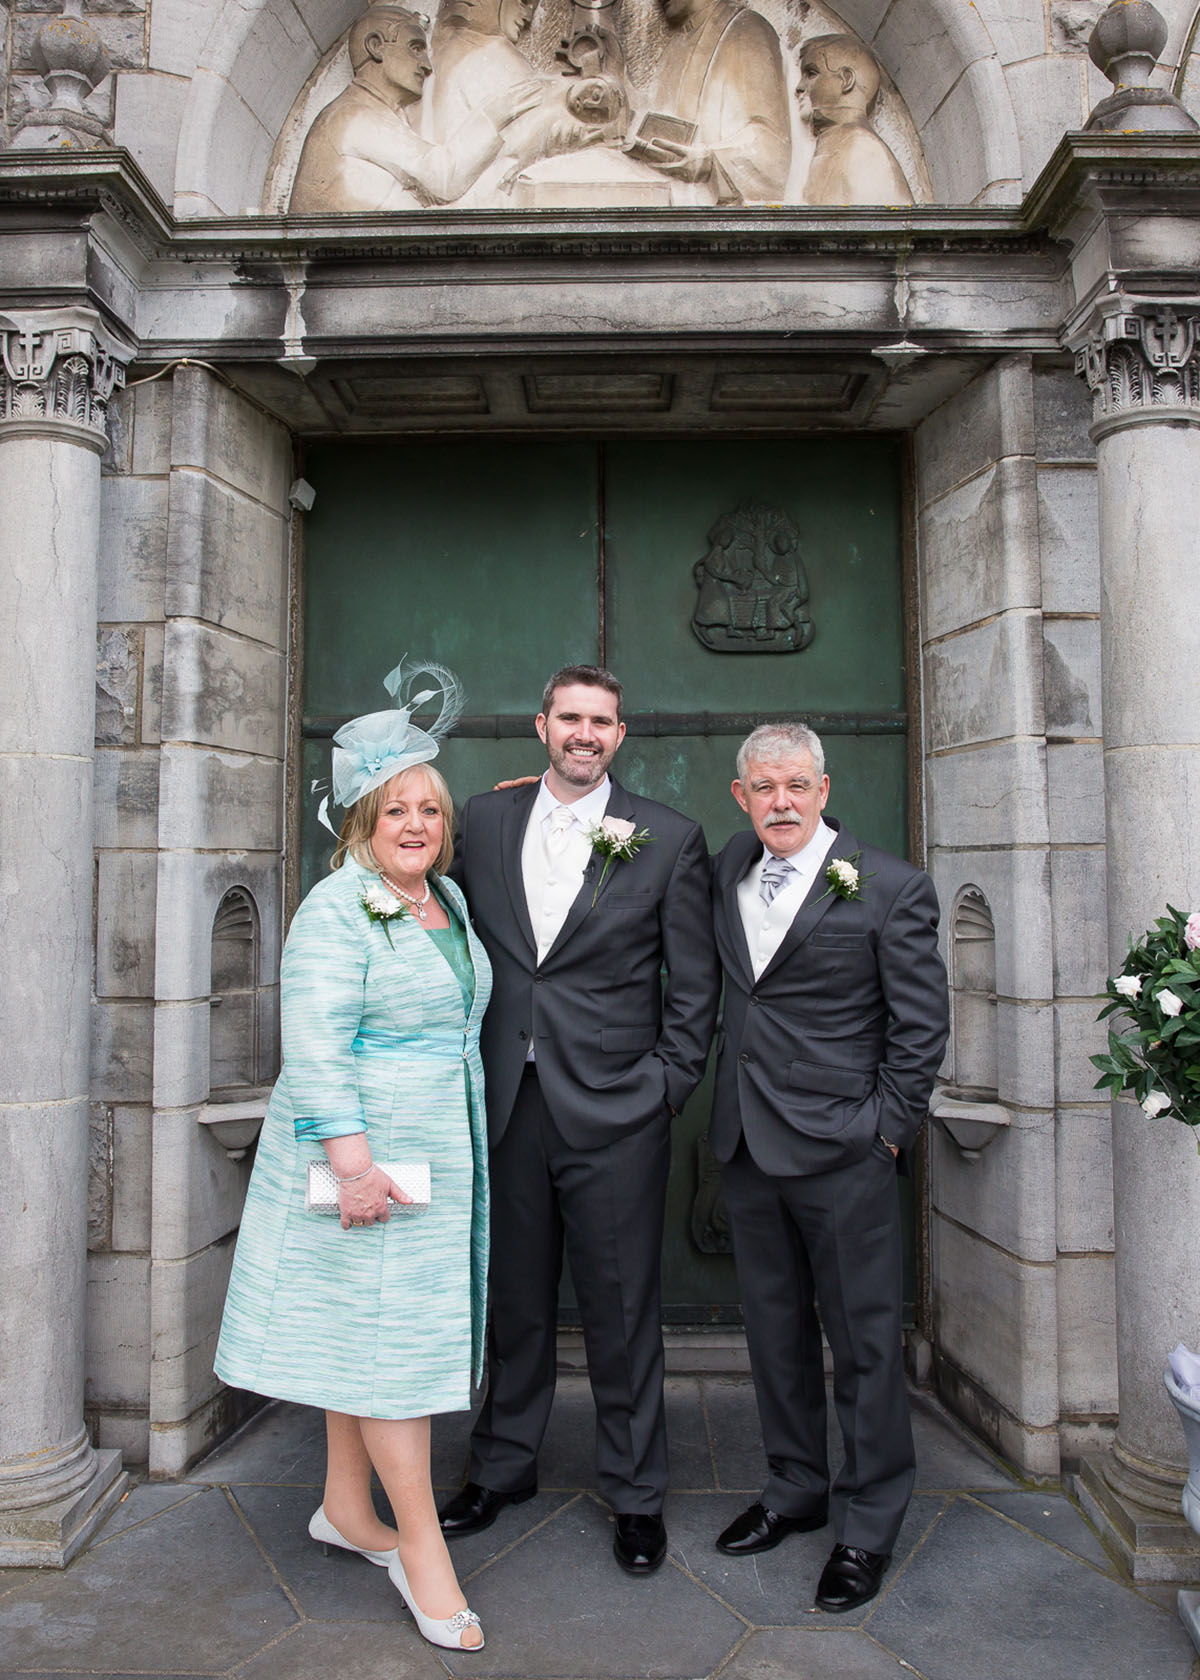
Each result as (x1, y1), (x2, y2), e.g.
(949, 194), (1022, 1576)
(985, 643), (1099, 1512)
(300, 435), (909, 1319)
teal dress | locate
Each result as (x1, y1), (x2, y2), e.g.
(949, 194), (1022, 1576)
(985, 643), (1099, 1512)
(215, 862), (492, 1419)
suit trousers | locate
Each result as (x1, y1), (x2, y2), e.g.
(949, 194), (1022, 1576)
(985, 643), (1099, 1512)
(468, 1066), (671, 1513)
(721, 1137), (915, 1554)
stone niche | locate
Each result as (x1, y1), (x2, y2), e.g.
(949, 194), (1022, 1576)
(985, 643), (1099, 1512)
(266, 0), (933, 213)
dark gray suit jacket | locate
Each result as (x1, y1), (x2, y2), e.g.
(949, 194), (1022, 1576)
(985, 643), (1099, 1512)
(709, 818), (949, 1177)
(454, 777), (720, 1151)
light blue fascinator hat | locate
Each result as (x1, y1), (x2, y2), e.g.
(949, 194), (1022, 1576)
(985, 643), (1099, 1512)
(317, 656), (464, 833)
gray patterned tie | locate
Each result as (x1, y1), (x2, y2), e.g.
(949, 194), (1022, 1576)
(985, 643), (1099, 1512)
(759, 856), (795, 906)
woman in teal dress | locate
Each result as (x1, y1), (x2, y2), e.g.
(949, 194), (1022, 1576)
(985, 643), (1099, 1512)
(215, 661), (492, 1652)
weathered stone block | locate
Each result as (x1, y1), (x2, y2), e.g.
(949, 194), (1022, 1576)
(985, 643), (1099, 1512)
(142, 621), (164, 745)
(1034, 365), (1096, 463)
(96, 627), (141, 747)
(147, 0), (213, 75)
(91, 1000), (154, 1105)
(165, 469), (288, 648)
(222, 0), (321, 139)
(159, 620), (285, 757)
(977, 0), (1046, 65)
(151, 1109), (253, 1263)
(924, 610), (1045, 752)
(916, 356), (1035, 507)
(1054, 999), (1109, 1104)
(872, 1), (984, 130)
(919, 57), (1022, 206)
(112, 70), (190, 204)
(96, 851), (157, 1000)
(1049, 845), (1108, 998)
(920, 457), (1042, 641)
(98, 474), (167, 625)
(158, 744), (284, 852)
(153, 851), (282, 1004)
(170, 367), (290, 509)
(1057, 1254), (1118, 1415)
(85, 1252), (151, 1408)
(93, 747), (159, 850)
(88, 1101), (113, 1250)
(928, 845), (1053, 1002)
(925, 738), (1049, 849)
(931, 1105), (1057, 1262)
(112, 1103), (153, 1253)
(94, 1411), (150, 1466)
(1005, 55), (1091, 187)
(132, 374), (174, 477)
(1042, 616), (1100, 740)
(997, 999), (1056, 1110)
(1055, 1106), (1115, 1253)
(931, 1212), (1059, 1426)
(1046, 742), (1104, 845)
(149, 1236), (235, 1423)
(151, 998), (211, 1110)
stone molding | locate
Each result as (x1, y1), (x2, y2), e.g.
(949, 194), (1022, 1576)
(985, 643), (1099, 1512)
(0, 307), (132, 445)
(1075, 304), (1200, 437)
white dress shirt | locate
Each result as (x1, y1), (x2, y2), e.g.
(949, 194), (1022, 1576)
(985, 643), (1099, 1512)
(521, 775), (611, 965)
(736, 818), (837, 981)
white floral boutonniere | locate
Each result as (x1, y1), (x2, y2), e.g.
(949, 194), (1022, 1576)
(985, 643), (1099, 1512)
(586, 815), (654, 905)
(361, 883), (408, 947)
(821, 853), (871, 903)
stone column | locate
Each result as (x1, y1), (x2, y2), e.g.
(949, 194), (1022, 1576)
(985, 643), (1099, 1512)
(1074, 300), (1200, 1578)
(0, 307), (132, 1566)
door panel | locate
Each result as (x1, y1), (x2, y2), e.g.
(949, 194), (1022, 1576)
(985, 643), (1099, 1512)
(299, 434), (911, 1318)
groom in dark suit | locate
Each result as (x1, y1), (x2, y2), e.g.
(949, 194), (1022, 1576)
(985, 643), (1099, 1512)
(438, 665), (719, 1571)
(709, 722), (948, 1611)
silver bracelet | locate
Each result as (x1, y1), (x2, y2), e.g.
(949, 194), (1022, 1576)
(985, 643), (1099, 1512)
(334, 1163), (375, 1185)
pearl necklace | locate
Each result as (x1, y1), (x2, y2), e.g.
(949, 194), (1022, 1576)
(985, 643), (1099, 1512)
(380, 873), (431, 920)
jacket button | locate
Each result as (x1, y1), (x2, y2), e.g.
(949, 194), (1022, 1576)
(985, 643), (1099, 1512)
(519, 1030), (527, 1040)
(739, 1052), (750, 1065)
(534, 975), (544, 984)
(749, 997), (759, 1007)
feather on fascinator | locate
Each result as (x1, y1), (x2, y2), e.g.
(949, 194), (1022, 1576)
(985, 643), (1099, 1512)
(317, 656), (464, 833)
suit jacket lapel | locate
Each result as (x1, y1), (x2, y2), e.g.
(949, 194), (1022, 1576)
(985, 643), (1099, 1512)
(757, 821), (857, 985)
(541, 776), (630, 963)
(715, 831), (757, 990)
(501, 783), (539, 955)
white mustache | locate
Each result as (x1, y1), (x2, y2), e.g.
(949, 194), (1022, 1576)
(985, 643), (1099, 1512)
(763, 811), (802, 826)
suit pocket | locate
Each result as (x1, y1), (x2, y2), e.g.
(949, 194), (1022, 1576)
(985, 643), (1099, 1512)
(601, 1025), (659, 1053)
(600, 892), (654, 910)
(786, 1058), (871, 1100)
(809, 934), (867, 950)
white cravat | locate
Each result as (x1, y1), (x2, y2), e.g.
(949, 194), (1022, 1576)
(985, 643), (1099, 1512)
(737, 819), (837, 981)
(521, 776), (611, 966)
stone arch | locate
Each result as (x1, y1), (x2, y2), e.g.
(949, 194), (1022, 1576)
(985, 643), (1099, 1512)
(171, 0), (1022, 215)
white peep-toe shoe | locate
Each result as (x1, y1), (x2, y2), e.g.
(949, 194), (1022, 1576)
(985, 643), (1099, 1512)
(387, 1552), (485, 1651)
(308, 1504), (396, 1568)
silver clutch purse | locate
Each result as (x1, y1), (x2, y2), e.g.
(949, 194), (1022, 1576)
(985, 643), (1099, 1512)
(305, 1158), (431, 1216)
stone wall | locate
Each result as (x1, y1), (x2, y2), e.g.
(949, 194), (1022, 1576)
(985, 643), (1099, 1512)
(916, 354), (1112, 1477)
(89, 366), (291, 1470)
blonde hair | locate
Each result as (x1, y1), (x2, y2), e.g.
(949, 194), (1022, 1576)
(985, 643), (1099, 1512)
(331, 762), (455, 876)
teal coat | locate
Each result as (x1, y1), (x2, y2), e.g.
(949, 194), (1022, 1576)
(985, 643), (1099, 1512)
(215, 862), (492, 1418)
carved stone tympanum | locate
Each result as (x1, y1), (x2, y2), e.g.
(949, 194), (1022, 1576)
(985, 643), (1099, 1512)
(692, 503), (814, 653)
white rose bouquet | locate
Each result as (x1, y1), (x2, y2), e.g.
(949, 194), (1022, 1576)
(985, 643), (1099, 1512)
(586, 815), (653, 905)
(1091, 904), (1200, 1141)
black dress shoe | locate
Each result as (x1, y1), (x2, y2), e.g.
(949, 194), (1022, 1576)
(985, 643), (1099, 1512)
(814, 1543), (891, 1612)
(613, 1513), (667, 1574)
(437, 1480), (537, 1537)
(716, 1499), (829, 1555)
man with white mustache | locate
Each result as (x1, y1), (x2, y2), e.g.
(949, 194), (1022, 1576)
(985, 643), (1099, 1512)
(439, 665), (719, 1573)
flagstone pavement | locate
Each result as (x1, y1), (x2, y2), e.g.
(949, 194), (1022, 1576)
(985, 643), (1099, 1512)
(1, 1375), (1198, 1680)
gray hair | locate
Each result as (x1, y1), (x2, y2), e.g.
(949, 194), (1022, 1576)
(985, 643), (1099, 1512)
(735, 722), (825, 783)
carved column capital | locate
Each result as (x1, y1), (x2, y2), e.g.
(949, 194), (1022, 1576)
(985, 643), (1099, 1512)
(1073, 302), (1200, 438)
(0, 307), (133, 448)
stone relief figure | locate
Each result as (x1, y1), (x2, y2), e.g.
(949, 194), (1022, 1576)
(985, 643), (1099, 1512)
(626, 0), (791, 205)
(428, 0), (627, 202)
(289, 2), (541, 212)
(691, 503), (814, 653)
(795, 33), (913, 206)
